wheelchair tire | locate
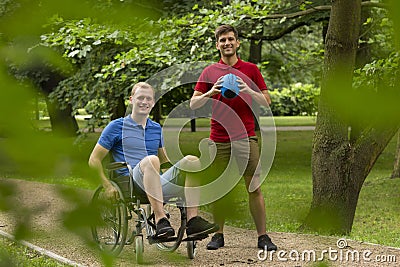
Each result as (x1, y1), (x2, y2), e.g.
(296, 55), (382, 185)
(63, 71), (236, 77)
(155, 203), (187, 252)
(135, 236), (144, 264)
(91, 181), (128, 256)
(187, 240), (196, 259)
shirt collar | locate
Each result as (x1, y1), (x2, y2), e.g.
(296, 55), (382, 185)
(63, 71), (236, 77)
(125, 115), (153, 128)
(218, 58), (243, 69)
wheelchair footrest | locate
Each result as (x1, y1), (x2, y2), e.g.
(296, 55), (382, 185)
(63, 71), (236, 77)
(147, 235), (178, 244)
(182, 233), (209, 241)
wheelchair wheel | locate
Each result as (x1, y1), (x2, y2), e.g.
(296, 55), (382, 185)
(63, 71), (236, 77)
(91, 181), (128, 256)
(187, 241), (197, 259)
(154, 202), (187, 252)
(135, 235), (144, 264)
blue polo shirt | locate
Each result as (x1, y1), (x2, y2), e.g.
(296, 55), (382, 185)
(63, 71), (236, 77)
(98, 115), (163, 176)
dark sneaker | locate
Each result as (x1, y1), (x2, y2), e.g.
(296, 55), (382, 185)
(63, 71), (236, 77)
(258, 234), (277, 251)
(155, 217), (175, 238)
(206, 233), (224, 250)
(186, 216), (219, 237)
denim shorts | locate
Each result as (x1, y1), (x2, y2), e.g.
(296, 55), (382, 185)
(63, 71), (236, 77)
(131, 159), (185, 202)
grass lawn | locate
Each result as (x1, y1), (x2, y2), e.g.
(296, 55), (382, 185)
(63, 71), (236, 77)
(264, 116), (316, 126)
(32, 115), (317, 130)
(0, 237), (67, 266)
(2, 117), (399, 249)
(177, 130), (400, 247)
(162, 116), (317, 128)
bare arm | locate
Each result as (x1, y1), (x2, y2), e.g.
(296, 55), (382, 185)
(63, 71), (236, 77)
(157, 147), (169, 165)
(158, 147), (174, 171)
(190, 79), (223, 110)
(237, 77), (272, 106)
(88, 144), (118, 199)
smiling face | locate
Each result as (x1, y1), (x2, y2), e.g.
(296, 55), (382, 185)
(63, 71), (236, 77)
(130, 84), (155, 116)
(216, 31), (240, 58)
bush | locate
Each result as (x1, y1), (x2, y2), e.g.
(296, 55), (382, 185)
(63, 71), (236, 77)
(267, 83), (320, 116)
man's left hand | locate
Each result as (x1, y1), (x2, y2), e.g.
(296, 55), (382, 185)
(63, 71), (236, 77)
(237, 77), (254, 96)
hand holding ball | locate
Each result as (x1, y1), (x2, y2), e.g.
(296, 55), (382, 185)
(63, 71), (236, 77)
(220, 73), (240, 99)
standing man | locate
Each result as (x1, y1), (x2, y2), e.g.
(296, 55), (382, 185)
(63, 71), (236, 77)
(89, 82), (218, 239)
(190, 25), (277, 251)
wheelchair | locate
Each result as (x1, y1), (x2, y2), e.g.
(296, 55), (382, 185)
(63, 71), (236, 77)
(90, 161), (202, 264)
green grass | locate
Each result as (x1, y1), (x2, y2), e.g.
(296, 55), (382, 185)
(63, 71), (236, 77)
(31, 115), (316, 131)
(0, 237), (67, 266)
(2, 117), (399, 250)
(265, 116), (317, 126)
(177, 130), (400, 247)
(162, 116), (317, 128)
(31, 118), (89, 132)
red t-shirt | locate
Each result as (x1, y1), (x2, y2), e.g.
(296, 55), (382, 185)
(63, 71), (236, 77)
(194, 58), (267, 142)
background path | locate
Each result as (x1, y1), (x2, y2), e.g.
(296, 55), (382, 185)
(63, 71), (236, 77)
(0, 178), (398, 266)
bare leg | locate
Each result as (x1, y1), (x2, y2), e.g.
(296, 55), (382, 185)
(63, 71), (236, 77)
(212, 201), (225, 234)
(244, 175), (266, 236)
(180, 155), (201, 220)
(140, 155), (165, 222)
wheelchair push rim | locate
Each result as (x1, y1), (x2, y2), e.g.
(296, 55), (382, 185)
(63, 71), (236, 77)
(91, 181), (129, 256)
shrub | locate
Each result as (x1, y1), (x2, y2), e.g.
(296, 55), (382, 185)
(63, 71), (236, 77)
(266, 83), (320, 116)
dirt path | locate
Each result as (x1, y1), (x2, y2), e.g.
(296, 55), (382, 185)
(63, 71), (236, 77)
(0, 178), (399, 267)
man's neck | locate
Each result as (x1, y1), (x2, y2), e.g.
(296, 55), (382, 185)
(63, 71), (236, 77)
(130, 114), (147, 128)
(221, 55), (239, 66)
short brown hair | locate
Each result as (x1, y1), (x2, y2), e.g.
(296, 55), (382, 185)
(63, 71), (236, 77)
(215, 25), (239, 41)
(130, 82), (154, 96)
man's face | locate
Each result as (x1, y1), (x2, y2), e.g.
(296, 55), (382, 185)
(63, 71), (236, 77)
(216, 31), (240, 57)
(130, 87), (154, 116)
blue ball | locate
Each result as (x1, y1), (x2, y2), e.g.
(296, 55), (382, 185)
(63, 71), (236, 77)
(220, 73), (240, 98)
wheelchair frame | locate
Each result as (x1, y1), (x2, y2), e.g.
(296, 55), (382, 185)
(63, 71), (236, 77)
(90, 162), (197, 264)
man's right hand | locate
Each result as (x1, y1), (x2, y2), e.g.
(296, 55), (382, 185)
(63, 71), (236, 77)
(104, 184), (119, 200)
(190, 77), (224, 110)
(206, 77), (223, 97)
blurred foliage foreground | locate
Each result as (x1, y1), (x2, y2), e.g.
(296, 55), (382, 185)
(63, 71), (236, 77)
(1, 0), (400, 266)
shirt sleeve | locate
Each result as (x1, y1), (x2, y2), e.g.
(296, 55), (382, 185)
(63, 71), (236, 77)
(194, 68), (213, 93)
(98, 120), (120, 150)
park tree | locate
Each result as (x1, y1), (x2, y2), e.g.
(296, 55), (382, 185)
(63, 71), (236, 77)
(2, 0), (165, 133)
(40, 0), (331, 128)
(1, 0), (78, 136)
(302, 0), (400, 234)
(2, 0), (397, 237)
(2, 0), (327, 133)
(392, 131), (400, 178)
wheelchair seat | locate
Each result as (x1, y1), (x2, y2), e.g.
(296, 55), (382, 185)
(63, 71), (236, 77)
(91, 161), (200, 263)
(106, 161), (149, 203)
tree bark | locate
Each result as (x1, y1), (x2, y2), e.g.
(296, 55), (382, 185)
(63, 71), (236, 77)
(302, 0), (399, 234)
(303, 0), (363, 234)
(151, 100), (162, 124)
(249, 25), (263, 131)
(110, 95), (126, 120)
(391, 131), (400, 178)
(39, 71), (79, 137)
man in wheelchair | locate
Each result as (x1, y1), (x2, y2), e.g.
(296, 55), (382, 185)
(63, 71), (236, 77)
(89, 82), (219, 240)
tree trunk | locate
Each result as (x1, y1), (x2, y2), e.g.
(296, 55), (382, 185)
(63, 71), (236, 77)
(110, 95), (126, 120)
(39, 72), (78, 137)
(302, 0), (399, 234)
(391, 131), (400, 178)
(303, 0), (363, 234)
(350, 3), (373, 143)
(45, 99), (78, 136)
(249, 26), (263, 131)
(152, 101), (162, 124)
